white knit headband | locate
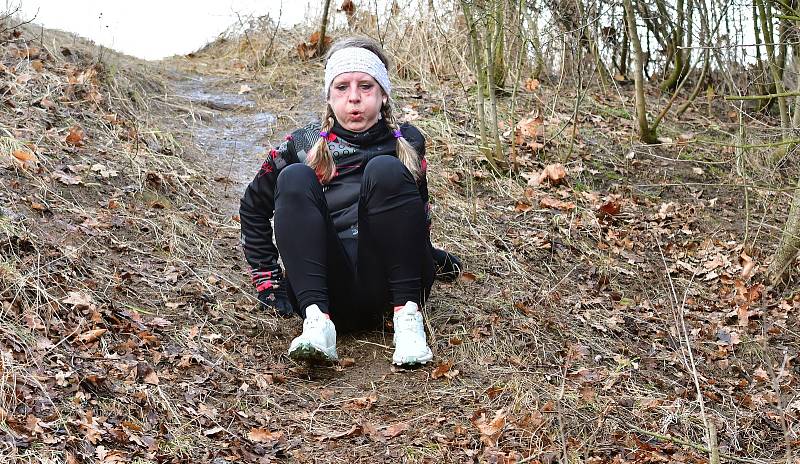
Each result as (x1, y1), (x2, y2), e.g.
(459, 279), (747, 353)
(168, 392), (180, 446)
(324, 47), (392, 99)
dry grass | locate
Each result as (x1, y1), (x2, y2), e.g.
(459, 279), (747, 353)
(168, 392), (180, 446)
(1, 5), (798, 464)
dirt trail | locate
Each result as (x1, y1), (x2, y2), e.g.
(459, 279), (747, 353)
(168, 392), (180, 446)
(162, 66), (430, 380)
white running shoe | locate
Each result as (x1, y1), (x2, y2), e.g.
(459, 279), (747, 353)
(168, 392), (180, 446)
(392, 302), (433, 366)
(288, 305), (338, 363)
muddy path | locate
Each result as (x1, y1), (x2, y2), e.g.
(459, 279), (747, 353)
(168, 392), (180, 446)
(171, 75), (274, 180)
(164, 72), (285, 214)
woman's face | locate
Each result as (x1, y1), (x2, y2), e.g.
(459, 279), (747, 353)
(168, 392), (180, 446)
(327, 72), (385, 132)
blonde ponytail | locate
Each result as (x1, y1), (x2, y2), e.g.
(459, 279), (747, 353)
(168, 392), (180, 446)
(382, 102), (421, 181)
(306, 105), (337, 183)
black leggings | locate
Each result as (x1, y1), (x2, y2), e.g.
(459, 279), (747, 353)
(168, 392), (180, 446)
(274, 156), (434, 331)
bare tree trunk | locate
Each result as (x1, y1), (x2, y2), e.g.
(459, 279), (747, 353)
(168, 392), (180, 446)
(461, 0), (498, 171)
(752, 0), (774, 111)
(660, 0), (688, 91)
(508, 0), (527, 170)
(792, 45), (800, 127)
(490, 0), (506, 90)
(485, 15), (506, 166)
(757, 0), (790, 131)
(768, 178), (800, 284)
(318, 0), (332, 57)
(623, 0), (658, 143)
(620, 18), (629, 76)
(773, 2), (800, 127)
(523, 0), (545, 79)
(677, 0), (710, 116)
(777, 14), (789, 83)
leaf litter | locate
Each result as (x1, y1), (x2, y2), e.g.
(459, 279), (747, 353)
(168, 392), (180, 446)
(0, 14), (797, 464)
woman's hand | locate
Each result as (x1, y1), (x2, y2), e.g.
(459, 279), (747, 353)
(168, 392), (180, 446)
(432, 247), (462, 282)
(258, 286), (294, 317)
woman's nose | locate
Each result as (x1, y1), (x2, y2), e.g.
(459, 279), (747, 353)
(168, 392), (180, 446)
(348, 85), (360, 102)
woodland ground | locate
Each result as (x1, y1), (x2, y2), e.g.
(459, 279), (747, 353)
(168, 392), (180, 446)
(1, 19), (799, 464)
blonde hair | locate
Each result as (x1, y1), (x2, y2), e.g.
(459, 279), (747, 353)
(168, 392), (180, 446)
(306, 37), (421, 184)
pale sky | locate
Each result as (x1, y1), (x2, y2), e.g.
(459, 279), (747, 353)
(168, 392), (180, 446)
(14, 0), (317, 60)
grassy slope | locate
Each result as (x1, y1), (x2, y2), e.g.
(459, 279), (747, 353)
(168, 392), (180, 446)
(1, 15), (799, 464)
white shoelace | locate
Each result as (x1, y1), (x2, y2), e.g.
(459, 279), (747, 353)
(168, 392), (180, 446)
(395, 312), (422, 337)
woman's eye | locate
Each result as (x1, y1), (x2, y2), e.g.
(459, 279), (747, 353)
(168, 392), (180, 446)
(360, 84), (373, 90)
(336, 85), (347, 91)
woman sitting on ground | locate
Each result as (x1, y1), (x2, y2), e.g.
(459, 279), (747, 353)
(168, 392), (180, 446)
(239, 36), (461, 366)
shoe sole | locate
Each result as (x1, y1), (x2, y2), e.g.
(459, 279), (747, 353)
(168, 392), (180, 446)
(289, 342), (337, 365)
(392, 352), (434, 366)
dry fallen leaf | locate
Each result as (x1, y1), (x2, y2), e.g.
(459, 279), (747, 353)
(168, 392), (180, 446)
(297, 32), (333, 59)
(62, 291), (93, 308)
(400, 105), (420, 122)
(362, 422), (385, 442)
(382, 421), (409, 438)
(737, 303), (751, 327)
(528, 141), (546, 151)
(536, 163), (567, 186)
(203, 426), (225, 436)
(65, 126), (85, 147)
(143, 370), (159, 385)
(485, 386), (504, 399)
(515, 201), (532, 213)
(52, 171), (83, 185)
(75, 328), (107, 343)
(317, 424), (362, 441)
(147, 317), (173, 328)
(740, 252), (756, 280)
(343, 391), (378, 411)
(524, 78), (540, 92)
(598, 199), (621, 216)
(539, 197), (575, 211)
(91, 163), (118, 178)
(340, 357), (356, 367)
(12, 149), (36, 162)
(459, 272), (477, 283)
(135, 362), (160, 385)
(471, 409), (507, 447)
(340, 0), (356, 16)
(431, 361), (453, 380)
(248, 428), (283, 443)
(515, 115), (544, 146)
(752, 367), (769, 383)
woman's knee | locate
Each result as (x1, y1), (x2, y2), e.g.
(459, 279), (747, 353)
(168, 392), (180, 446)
(363, 155), (412, 192)
(277, 163), (318, 196)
